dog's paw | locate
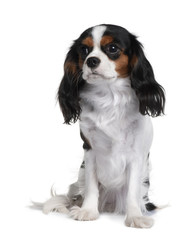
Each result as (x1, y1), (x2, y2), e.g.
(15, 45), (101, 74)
(69, 206), (99, 221)
(125, 216), (154, 228)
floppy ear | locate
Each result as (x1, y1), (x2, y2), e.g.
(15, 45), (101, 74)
(58, 43), (85, 124)
(130, 38), (165, 117)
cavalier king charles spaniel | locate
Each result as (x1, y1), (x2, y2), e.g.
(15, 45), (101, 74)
(41, 24), (165, 228)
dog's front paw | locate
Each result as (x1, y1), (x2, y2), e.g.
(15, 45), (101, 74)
(125, 216), (154, 228)
(69, 206), (99, 221)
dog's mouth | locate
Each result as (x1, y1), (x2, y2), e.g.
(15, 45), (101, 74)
(83, 71), (116, 82)
(90, 72), (105, 78)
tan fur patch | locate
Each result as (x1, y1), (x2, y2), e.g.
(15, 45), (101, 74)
(82, 37), (93, 47)
(130, 54), (138, 67)
(127, 55), (138, 74)
(115, 53), (129, 78)
(100, 35), (114, 46)
(78, 57), (83, 69)
(64, 61), (77, 74)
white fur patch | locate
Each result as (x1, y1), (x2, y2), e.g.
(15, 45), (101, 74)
(125, 216), (154, 228)
(92, 25), (106, 46)
(82, 25), (117, 83)
(69, 206), (99, 221)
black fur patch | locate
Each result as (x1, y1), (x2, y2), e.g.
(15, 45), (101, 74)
(143, 178), (150, 186)
(80, 161), (85, 169)
(145, 202), (157, 211)
(80, 131), (92, 150)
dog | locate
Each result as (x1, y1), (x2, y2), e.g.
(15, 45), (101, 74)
(41, 24), (165, 228)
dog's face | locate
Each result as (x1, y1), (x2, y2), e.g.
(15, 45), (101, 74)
(58, 24), (165, 124)
(69, 25), (137, 84)
(80, 25), (132, 83)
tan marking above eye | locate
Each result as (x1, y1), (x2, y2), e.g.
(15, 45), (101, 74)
(100, 35), (114, 46)
(82, 37), (93, 47)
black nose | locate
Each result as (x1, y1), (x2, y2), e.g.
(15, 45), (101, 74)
(86, 57), (100, 68)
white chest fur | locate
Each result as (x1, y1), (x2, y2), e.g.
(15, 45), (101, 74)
(80, 78), (152, 188)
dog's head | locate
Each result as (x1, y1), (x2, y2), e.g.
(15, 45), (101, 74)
(58, 24), (165, 124)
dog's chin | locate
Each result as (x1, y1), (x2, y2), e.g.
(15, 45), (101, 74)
(83, 73), (116, 84)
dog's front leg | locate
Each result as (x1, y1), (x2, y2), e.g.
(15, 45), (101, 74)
(70, 150), (99, 221)
(125, 160), (154, 228)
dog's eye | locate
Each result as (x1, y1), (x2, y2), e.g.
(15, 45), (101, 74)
(104, 43), (121, 60)
(106, 44), (119, 54)
(80, 46), (89, 56)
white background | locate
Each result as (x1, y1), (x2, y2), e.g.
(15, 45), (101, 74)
(0, 0), (192, 239)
